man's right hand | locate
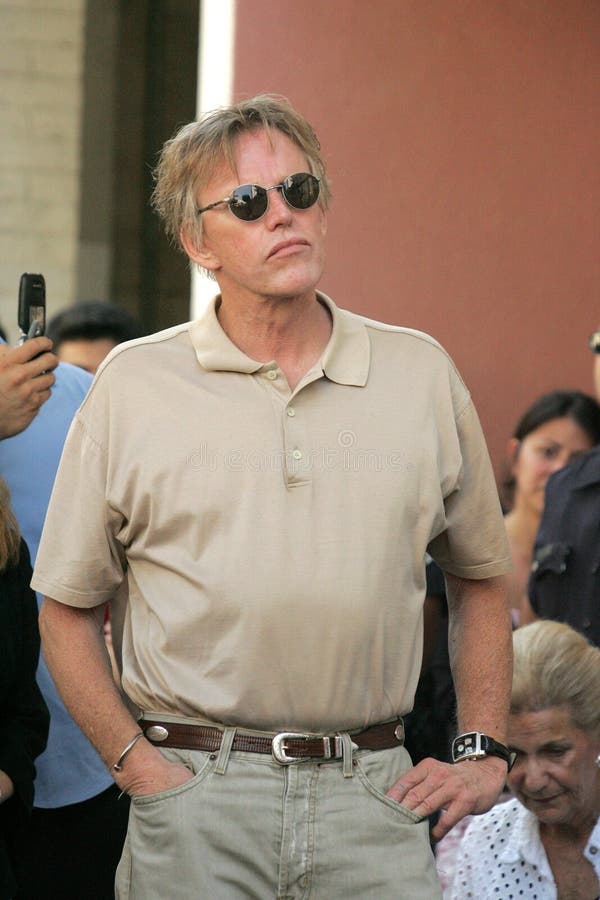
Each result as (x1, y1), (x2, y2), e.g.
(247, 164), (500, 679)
(0, 338), (58, 439)
(113, 736), (195, 799)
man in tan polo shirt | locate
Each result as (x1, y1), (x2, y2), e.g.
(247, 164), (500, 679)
(34, 95), (513, 899)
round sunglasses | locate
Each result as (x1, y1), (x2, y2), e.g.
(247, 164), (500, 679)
(196, 172), (321, 222)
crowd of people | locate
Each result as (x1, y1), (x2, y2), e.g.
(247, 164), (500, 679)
(0, 94), (598, 899)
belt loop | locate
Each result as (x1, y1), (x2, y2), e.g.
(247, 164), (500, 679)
(340, 732), (355, 778)
(215, 727), (237, 775)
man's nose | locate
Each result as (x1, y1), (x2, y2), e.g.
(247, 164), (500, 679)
(264, 186), (293, 227)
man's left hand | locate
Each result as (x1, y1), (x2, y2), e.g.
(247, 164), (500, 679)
(386, 755), (507, 841)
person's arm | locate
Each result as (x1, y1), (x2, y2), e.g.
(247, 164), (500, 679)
(0, 339), (58, 438)
(0, 543), (49, 815)
(39, 597), (193, 797)
(386, 574), (512, 841)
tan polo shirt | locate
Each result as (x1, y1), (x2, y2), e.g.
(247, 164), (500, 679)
(33, 293), (510, 733)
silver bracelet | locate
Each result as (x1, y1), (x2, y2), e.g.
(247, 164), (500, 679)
(113, 731), (144, 771)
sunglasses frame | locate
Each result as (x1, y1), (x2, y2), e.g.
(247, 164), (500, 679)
(196, 172), (321, 222)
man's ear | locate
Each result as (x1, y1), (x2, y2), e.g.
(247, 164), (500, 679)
(180, 225), (220, 272)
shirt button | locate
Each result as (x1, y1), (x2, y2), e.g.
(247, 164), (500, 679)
(590, 846), (598, 855)
(292, 449), (302, 460)
(287, 408), (296, 417)
(266, 370), (277, 380)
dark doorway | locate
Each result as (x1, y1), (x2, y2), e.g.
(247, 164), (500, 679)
(77, 0), (199, 333)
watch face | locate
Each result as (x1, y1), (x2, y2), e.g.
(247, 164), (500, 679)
(455, 734), (479, 753)
(452, 732), (484, 761)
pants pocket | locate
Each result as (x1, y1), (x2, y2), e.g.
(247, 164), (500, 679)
(354, 746), (425, 823)
(131, 747), (215, 807)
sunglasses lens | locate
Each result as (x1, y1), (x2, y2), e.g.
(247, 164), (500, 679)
(229, 184), (268, 221)
(283, 173), (320, 209)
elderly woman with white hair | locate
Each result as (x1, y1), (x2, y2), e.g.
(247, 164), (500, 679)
(445, 620), (600, 899)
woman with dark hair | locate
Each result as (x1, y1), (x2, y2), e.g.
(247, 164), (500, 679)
(502, 390), (600, 626)
(0, 477), (49, 899)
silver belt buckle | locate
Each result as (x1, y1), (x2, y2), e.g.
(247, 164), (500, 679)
(272, 732), (345, 764)
(272, 731), (314, 764)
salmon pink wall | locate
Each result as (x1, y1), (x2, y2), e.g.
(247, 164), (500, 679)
(233, 1), (600, 475)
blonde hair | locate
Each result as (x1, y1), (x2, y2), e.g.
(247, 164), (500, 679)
(0, 478), (20, 572)
(511, 620), (600, 733)
(152, 93), (331, 255)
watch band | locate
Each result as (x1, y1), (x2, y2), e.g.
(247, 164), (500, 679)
(589, 330), (600, 354)
(452, 732), (516, 771)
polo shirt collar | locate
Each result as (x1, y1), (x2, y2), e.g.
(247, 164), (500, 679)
(318, 292), (370, 386)
(189, 291), (370, 387)
(189, 296), (264, 374)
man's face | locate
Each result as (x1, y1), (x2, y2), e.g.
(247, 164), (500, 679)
(57, 337), (117, 374)
(186, 129), (327, 305)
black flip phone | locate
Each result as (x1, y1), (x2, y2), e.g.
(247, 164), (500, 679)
(18, 273), (46, 341)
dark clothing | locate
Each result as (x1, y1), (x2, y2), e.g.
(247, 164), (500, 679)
(11, 783), (130, 900)
(404, 561), (456, 765)
(0, 540), (49, 900)
(529, 446), (600, 647)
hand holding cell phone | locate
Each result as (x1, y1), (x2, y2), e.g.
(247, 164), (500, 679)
(0, 340), (58, 439)
(0, 275), (57, 439)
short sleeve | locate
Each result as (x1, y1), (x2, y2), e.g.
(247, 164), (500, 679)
(32, 414), (126, 607)
(428, 399), (511, 579)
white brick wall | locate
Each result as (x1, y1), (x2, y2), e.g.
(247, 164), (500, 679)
(0, 0), (85, 341)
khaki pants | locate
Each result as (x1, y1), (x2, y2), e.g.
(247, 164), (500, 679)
(116, 739), (442, 899)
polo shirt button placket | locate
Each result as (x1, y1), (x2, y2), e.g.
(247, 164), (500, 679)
(284, 402), (309, 485)
(288, 447), (306, 484)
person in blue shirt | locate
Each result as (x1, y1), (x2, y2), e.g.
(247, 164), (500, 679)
(0, 337), (129, 899)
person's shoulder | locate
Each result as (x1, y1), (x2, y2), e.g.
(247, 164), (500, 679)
(96, 321), (193, 374)
(321, 292), (448, 357)
(573, 445), (600, 479)
(55, 361), (93, 394)
(336, 304), (463, 385)
(344, 306), (445, 352)
(546, 445), (600, 497)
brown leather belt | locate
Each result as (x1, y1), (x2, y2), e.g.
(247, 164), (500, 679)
(141, 718), (405, 764)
